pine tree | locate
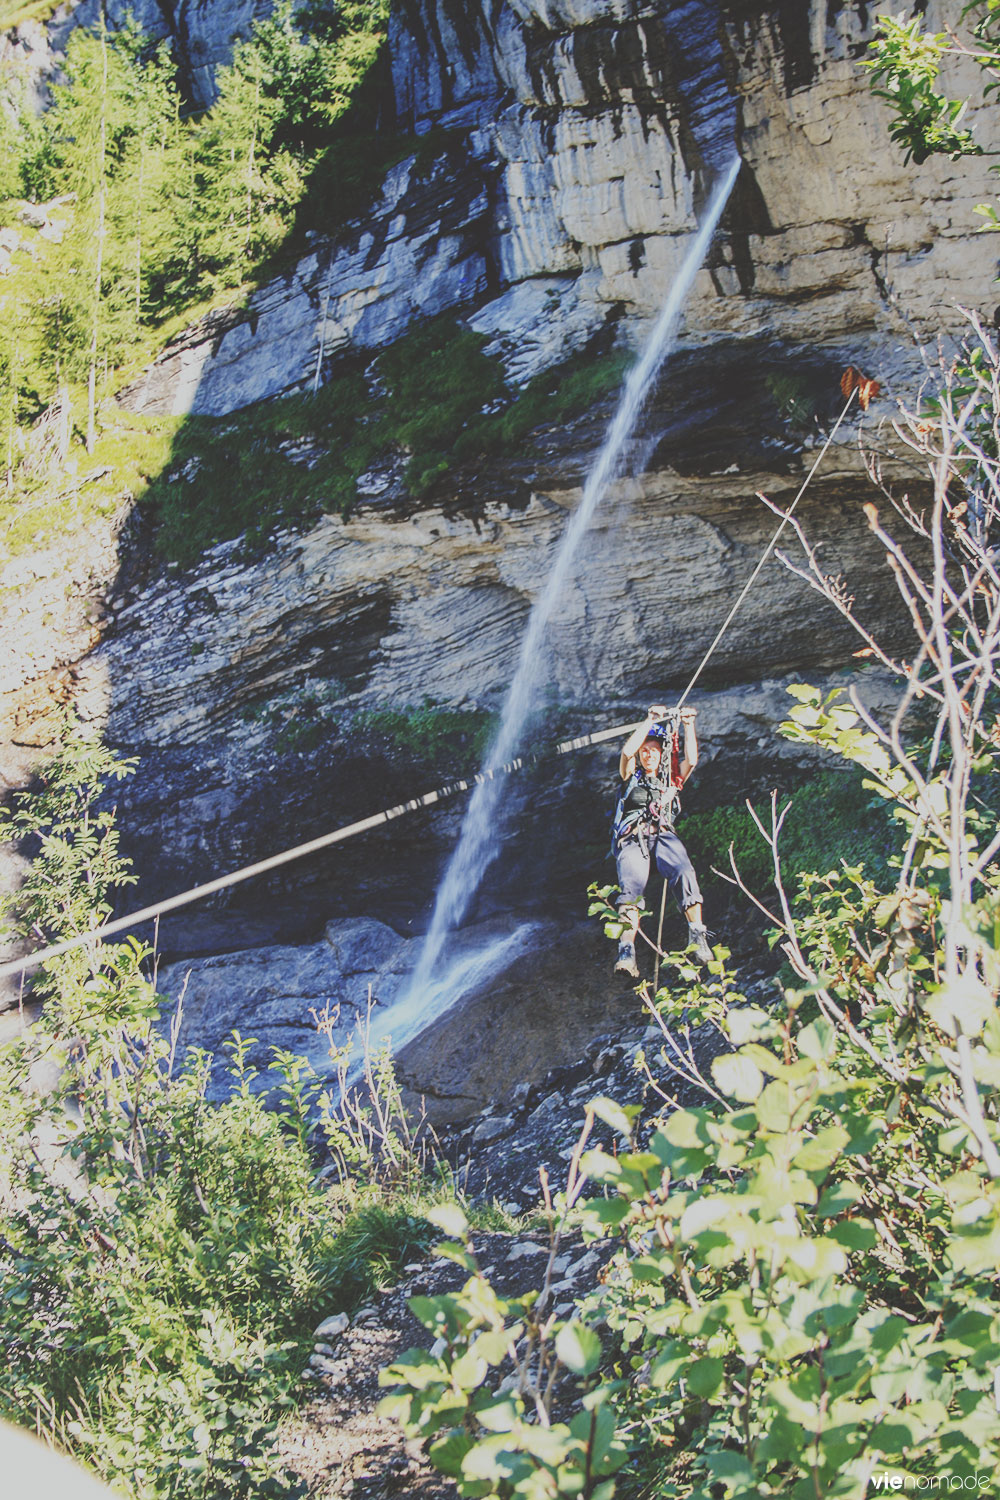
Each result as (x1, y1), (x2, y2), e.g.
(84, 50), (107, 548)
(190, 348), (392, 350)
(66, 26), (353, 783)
(103, 19), (181, 332)
(187, 27), (289, 289)
(31, 11), (181, 442)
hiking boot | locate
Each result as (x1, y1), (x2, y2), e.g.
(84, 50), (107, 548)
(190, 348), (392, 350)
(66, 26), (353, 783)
(614, 938), (639, 979)
(686, 922), (713, 965)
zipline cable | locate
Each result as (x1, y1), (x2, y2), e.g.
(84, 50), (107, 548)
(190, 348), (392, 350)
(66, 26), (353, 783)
(0, 393), (859, 986)
(0, 719), (637, 983)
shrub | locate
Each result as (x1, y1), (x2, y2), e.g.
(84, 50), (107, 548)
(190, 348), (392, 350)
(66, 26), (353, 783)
(0, 724), (458, 1497)
(683, 765), (896, 899)
(354, 699), (498, 773)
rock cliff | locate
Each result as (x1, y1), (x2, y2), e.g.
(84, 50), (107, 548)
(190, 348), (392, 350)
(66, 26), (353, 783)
(51, 0), (276, 107)
(2, 0), (993, 1109)
(116, 0), (996, 417)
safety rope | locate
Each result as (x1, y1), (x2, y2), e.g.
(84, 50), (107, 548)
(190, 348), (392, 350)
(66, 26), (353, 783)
(676, 389), (857, 707)
(0, 392), (859, 986)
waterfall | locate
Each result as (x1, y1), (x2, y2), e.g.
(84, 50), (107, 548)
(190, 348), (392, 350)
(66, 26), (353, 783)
(368, 156), (742, 1058)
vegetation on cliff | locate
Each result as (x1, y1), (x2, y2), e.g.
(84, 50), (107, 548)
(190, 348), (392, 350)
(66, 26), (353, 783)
(149, 317), (629, 565)
(0, 0), (391, 550)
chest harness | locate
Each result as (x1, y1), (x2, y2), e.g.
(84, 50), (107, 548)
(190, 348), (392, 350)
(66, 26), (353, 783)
(611, 722), (684, 857)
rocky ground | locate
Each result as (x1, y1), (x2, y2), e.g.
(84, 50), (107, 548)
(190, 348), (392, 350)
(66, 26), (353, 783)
(280, 1225), (615, 1500)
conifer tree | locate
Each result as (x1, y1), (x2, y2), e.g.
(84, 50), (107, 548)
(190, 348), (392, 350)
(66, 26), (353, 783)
(33, 11), (181, 441)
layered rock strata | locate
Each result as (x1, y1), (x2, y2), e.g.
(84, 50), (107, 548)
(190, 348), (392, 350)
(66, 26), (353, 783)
(112, 0), (996, 418)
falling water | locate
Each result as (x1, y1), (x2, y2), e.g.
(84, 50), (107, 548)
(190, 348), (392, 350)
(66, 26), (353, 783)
(368, 156), (741, 1057)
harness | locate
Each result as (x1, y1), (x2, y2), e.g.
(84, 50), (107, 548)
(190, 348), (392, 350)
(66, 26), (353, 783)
(611, 719), (684, 857)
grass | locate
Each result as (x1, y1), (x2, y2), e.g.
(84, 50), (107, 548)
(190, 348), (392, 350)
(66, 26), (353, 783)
(142, 318), (631, 567)
(354, 700), (498, 774)
(0, 407), (178, 556)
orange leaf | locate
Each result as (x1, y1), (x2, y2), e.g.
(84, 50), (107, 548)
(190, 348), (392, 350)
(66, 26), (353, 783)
(840, 366), (860, 400)
(857, 377), (881, 410)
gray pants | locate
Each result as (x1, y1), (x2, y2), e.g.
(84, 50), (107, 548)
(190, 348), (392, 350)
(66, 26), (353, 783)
(616, 827), (703, 915)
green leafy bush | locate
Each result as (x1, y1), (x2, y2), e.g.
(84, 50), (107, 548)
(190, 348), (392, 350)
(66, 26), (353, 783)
(355, 699), (498, 773)
(863, 10), (982, 165)
(383, 697), (1000, 1497)
(0, 724), (457, 1497)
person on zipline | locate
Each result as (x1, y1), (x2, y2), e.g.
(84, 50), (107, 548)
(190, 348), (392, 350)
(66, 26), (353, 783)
(612, 704), (713, 978)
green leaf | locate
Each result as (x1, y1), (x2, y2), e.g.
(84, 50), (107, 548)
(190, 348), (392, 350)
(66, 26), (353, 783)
(434, 1242), (476, 1270)
(451, 1349), (488, 1391)
(569, 1403), (621, 1470)
(628, 1252), (669, 1283)
(794, 1126), (848, 1173)
(556, 1321), (602, 1377)
(589, 1096), (638, 1138)
(680, 1195), (738, 1240)
(712, 1052), (765, 1102)
(704, 1450), (755, 1490)
(649, 1340), (690, 1389)
(584, 1198), (630, 1228)
(409, 1295), (462, 1335)
(757, 1080), (794, 1133)
(427, 1202), (469, 1239)
(474, 1394), (522, 1433)
(429, 1430), (475, 1477)
(726, 1007), (779, 1044)
(923, 974), (996, 1037)
(662, 1109), (712, 1148)
(797, 1018), (837, 1061)
(687, 1356), (725, 1398)
(828, 1218), (877, 1252)
(470, 1330), (510, 1367)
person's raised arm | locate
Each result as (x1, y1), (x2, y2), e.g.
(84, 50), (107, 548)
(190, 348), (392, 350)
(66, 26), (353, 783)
(620, 704), (668, 780)
(679, 706), (698, 782)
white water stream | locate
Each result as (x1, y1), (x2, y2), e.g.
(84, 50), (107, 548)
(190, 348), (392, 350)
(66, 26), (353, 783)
(367, 156), (741, 1058)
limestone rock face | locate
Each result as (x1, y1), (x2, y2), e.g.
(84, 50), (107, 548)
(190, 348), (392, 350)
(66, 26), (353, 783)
(120, 147), (494, 417)
(113, 0), (996, 417)
(67, 449), (897, 750)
